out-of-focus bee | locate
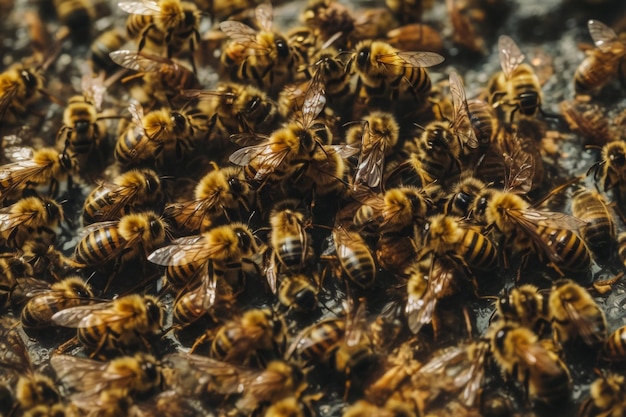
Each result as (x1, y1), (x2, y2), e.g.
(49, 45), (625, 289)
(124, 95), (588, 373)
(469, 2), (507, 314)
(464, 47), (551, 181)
(331, 221), (376, 289)
(277, 272), (319, 313)
(571, 188), (615, 261)
(412, 341), (489, 413)
(575, 19), (626, 95)
(52, 0), (94, 41)
(19, 237), (82, 281)
(74, 211), (167, 268)
(487, 35), (543, 121)
(602, 325), (626, 362)
(82, 168), (164, 226)
(386, 23), (443, 53)
(495, 284), (549, 333)
(579, 373), (626, 417)
(559, 99), (615, 146)
(0, 196), (64, 249)
(488, 321), (571, 405)
(51, 353), (162, 405)
(442, 176), (486, 218)
(164, 166), (250, 235)
(351, 8), (396, 44)
(385, 0), (433, 25)
(548, 279), (607, 347)
(591, 140), (626, 204)
(183, 82), (280, 134)
(15, 373), (62, 415)
(349, 39), (444, 107)
(20, 276), (94, 333)
(0, 147), (74, 203)
(192, 307), (286, 366)
(472, 188), (591, 275)
(52, 294), (164, 357)
(421, 213), (498, 272)
(0, 56), (50, 125)
(110, 49), (200, 99)
(90, 28), (128, 74)
(302, 0), (355, 46)
(347, 111), (399, 190)
(353, 186), (431, 235)
(446, 0), (486, 55)
(166, 353), (306, 413)
(0, 256), (34, 310)
(119, 0), (202, 72)
(115, 101), (211, 168)
(56, 73), (110, 175)
(343, 399), (417, 417)
(220, 3), (304, 92)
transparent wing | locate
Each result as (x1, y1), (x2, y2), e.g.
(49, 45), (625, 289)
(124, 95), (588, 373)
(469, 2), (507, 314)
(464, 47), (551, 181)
(498, 35), (525, 80)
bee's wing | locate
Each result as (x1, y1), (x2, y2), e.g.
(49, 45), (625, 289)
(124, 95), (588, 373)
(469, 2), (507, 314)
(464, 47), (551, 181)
(255, 3), (274, 33)
(449, 72), (478, 149)
(147, 235), (208, 266)
(51, 301), (122, 328)
(380, 51), (445, 67)
(587, 19), (622, 55)
(118, 0), (162, 15)
(498, 35), (525, 80)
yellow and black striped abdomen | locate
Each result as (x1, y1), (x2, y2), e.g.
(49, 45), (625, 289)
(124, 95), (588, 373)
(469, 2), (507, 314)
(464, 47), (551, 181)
(536, 226), (591, 272)
(75, 225), (124, 266)
(458, 228), (498, 270)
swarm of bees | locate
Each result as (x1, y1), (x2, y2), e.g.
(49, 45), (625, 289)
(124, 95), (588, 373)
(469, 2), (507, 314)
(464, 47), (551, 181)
(1, 0), (626, 416)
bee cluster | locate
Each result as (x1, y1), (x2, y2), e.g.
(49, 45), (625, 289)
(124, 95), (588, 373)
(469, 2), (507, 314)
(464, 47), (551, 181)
(1, 0), (626, 415)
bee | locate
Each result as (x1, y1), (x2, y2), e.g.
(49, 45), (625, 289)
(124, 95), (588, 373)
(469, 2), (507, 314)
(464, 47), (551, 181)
(277, 273), (319, 313)
(347, 111), (399, 190)
(15, 374), (62, 414)
(442, 176), (486, 218)
(90, 28), (128, 73)
(602, 325), (626, 362)
(495, 284), (549, 333)
(220, 3), (303, 91)
(559, 99), (615, 147)
(574, 19), (626, 94)
(421, 213), (498, 272)
(591, 140), (626, 204)
(56, 74), (110, 175)
(51, 353), (162, 404)
(285, 315), (345, 364)
(548, 278), (607, 347)
(386, 23), (444, 53)
(52, 0), (94, 40)
(302, 0), (355, 46)
(115, 101), (211, 168)
(474, 189), (591, 275)
(385, 0), (432, 25)
(343, 399), (417, 417)
(148, 222), (259, 289)
(183, 82), (280, 134)
(82, 168), (164, 226)
(307, 45), (353, 103)
(0, 196), (64, 249)
(52, 294), (164, 357)
(119, 0), (201, 72)
(571, 188), (616, 261)
(74, 211), (168, 267)
(446, 0), (486, 56)
(487, 35), (543, 121)
(332, 221), (377, 289)
(20, 276), (94, 333)
(579, 373), (626, 417)
(0, 147), (75, 203)
(467, 98), (499, 149)
(488, 320), (571, 405)
(0, 56), (48, 126)
(0, 255), (34, 310)
(349, 39), (443, 106)
(353, 186), (431, 235)
(109, 49), (200, 98)
(193, 307), (286, 365)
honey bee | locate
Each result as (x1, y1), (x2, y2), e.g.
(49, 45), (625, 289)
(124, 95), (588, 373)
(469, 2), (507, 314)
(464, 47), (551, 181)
(90, 28), (128, 73)
(385, 0), (432, 25)
(183, 82), (280, 134)
(277, 273), (319, 313)
(348, 111), (399, 189)
(571, 188), (616, 261)
(548, 279), (607, 347)
(148, 222), (259, 289)
(602, 325), (626, 362)
(332, 221), (377, 289)
(193, 307), (286, 365)
(590, 140), (626, 204)
(82, 168), (164, 226)
(164, 166), (251, 235)
(119, 0), (201, 72)
(446, 0), (486, 56)
(15, 374), (62, 414)
(488, 320), (571, 405)
(421, 213), (498, 272)
(0, 147), (75, 203)
(386, 23), (444, 53)
(495, 284), (549, 333)
(109, 49), (200, 98)
(20, 276), (94, 333)
(559, 99), (615, 146)
(467, 99), (499, 150)
(285, 315), (345, 364)
(302, 0), (355, 46)
(487, 35), (543, 121)
(574, 19), (626, 94)
(579, 373), (626, 417)
(442, 176), (486, 218)
(115, 101), (211, 168)
(0, 196), (64, 249)
(51, 353), (162, 404)
(306, 45), (353, 104)
(52, 294), (164, 357)
(52, 0), (94, 40)
(220, 3), (303, 91)
(474, 189), (591, 275)
(0, 57), (48, 125)
(349, 39), (444, 106)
